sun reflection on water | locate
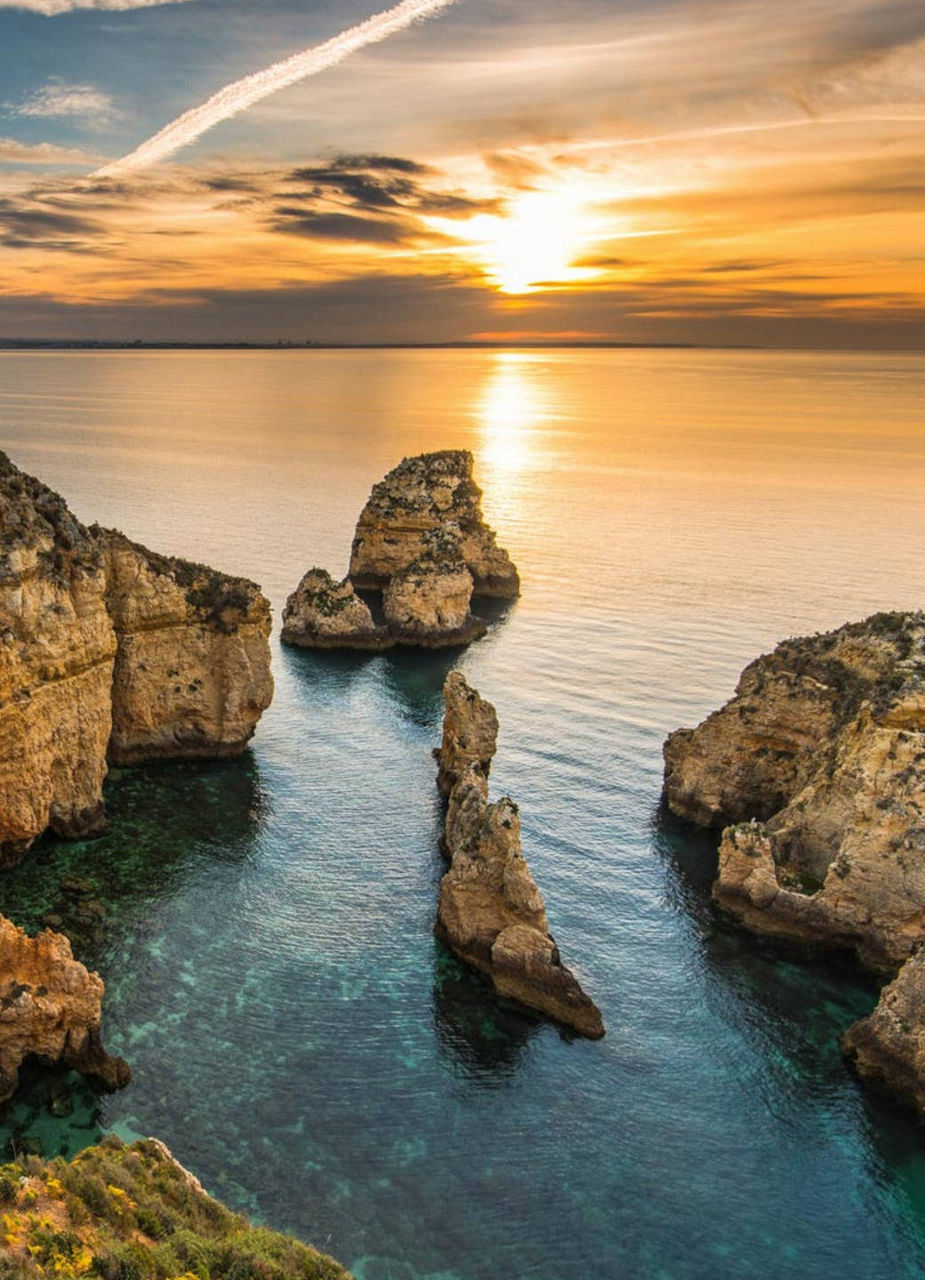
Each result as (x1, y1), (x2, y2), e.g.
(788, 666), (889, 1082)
(475, 352), (551, 475)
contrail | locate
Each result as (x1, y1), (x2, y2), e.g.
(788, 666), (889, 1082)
(94, 0), (460, 178)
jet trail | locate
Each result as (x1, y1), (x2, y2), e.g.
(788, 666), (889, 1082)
(94, 0), (460, 178)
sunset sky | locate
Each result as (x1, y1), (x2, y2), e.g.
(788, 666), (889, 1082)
(0, 0), (923, 346)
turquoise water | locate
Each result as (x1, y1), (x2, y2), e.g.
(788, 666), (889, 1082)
(1, 349), (925, 1278)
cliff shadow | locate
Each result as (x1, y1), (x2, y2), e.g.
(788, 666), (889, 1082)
(0, 751), (267, 970)
(653, 800), (882, 1098)
(431, 940), (540, 1086)
(0, 1062), (106, 1160)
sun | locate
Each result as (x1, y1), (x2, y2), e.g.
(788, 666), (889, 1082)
(457, 190), (593, 294)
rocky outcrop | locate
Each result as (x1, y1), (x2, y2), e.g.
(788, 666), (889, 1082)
(435, 673), (604, 1038)
(436, 669), (499, 797)
(99, 529), (273, 763)
(349, 450), (520, 599)
(663, 612), (925, 970)
(281, 568), (393, 651)
(383, 544), (487, 649)
(0, 915), (130, 1105)
(842, 950), (925, 1114)
(663, 611), (925, 1111)
(0, 451), (273, 863)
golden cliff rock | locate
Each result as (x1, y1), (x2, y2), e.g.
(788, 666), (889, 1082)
(435, 672), (604, 1039)
(0, 452), (273, 864)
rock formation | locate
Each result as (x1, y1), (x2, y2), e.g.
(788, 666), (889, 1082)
(0, 451), (273, 864)
(436, 669), (499, 797)
(349, 450), (520, 599)
(0, 915), (130, 1105)
(383, 541), (487, 649)
(663, 611), (925, 1110)
(283, 451), (519, 653)
(281, 568), (393, 651)
(435, 672), (604, 1038)
(0, 454), (116, 864)
(99, 529), (274, 763)
(842, 950), (925, 1114)
(663, 612), (925, 970)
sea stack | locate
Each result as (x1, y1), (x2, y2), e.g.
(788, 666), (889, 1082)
(281, 568), (393, 651)
(435, 672), (604, 1039)
(0, 451), (273, 864)
(349, 450), (520, 599)
(662, 611), (925, 1110)
(282, 450), (519, 652)
(0, 916), (130, 1104)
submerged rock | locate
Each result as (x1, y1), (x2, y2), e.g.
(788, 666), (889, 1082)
(281, 568), (393, 651)
(435, 673), (604, 1038)
(662, 610), (925, 1110)
(0, 452), (274, 861)
(349, 450), (520, 598)
(0, 916), (130, 1105)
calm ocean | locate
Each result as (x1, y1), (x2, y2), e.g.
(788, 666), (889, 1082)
(1, 348), (924, 1279)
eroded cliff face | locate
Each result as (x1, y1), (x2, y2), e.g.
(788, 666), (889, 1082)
(435, 673), (604, 1038)
(662, 611), (925, 1112)
(0, 456), (117, 866)
(842, 951), (925, 1114)
(0, 916), (130, 1104)
(0, 452), (273, 861)
(349, 451), (520, 599)
(664, 612), (925, 969)
(99, 530), (273, 763)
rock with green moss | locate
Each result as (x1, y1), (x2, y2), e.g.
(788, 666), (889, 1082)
(0, 1135), (352, 1279)
(281, 569), (393, 651)
(382, 538), (487, 649)
(349, 451), (520, 599)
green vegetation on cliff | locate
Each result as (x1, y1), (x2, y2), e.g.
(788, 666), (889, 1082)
(0, 1137), (350, 1280)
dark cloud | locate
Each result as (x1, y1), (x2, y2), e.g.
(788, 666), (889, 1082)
(0, 197), (102, 250)
(269, 207), (414, 243)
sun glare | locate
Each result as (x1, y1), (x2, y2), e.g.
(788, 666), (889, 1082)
(462, 191), (592, 294)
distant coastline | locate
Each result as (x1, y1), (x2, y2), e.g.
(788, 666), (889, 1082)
(0, 338), (705, 351)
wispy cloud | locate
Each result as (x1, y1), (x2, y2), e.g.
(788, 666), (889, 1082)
(0, 0), (190, 14)
(9, 81), (112, 120)
(0, 138), (104, 165)
(95, 0), (463, 177)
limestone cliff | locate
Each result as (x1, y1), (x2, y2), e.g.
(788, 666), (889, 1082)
(349, 450), (520, 598)
(0, 454), (116, 866)
(663, 612), (925, 970)
(281, 568), (393, 651)
(0, 915), (130, 1105)
(662, 611), (925, 1111)
(0, 452), (273, 862)
(435, 673), (604, 1038)
(99, 529), (273, 763)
